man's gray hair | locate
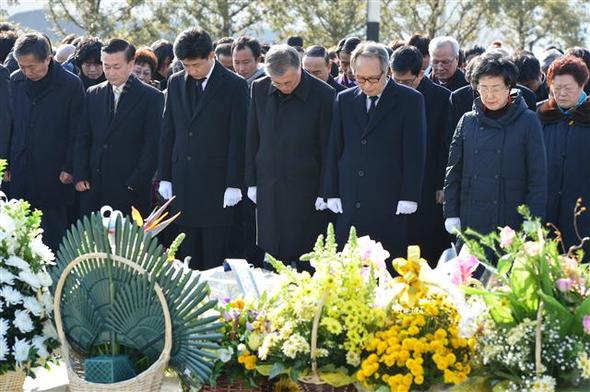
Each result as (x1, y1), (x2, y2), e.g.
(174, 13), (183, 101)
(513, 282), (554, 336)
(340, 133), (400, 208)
(429, 36), (460, 58)
(264, 44), (300, 76)
(350, 42), (389, 74)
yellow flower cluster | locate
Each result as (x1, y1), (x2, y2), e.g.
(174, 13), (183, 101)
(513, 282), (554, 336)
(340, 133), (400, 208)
(229, 298), (245, 310)
(357, 296), (475, 392)
(237, 351), (257, 370)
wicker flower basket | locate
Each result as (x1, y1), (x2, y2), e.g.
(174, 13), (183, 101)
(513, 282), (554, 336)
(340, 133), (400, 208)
(202, 377), (272, 392)
(0, 370), (26, 392)
(297, 293), (356, 392)
(53, 252), (173, 392)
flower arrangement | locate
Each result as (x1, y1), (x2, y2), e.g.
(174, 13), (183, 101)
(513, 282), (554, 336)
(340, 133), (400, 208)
(460, 204), (590, 391)
(252, 225), (388, 387)
(208, 296), (271, 388)
(0, 159), (59, 377)
(357, 247), (476, 392)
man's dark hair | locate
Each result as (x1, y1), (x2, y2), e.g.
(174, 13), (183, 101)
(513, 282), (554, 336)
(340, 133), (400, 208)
(391, 45), (423, 76)
(14, 32), (51, 62)
(471, 52), (519, 89)
(214, 42), (232, 58)
(407, 33), (430, 57)
(174, 28), (213, 60)
(565, 47), (590, 75)
(102, 38), (135, 62)
(61, 34), (77, 45)
(232, 36), (262, 59)
(304, 45), (329, 65)
(287, 36), (303, 47)
(74, 37), (102, 67)
(151, 39), (174, 72)
(0, 30), (17, 63)
(215, 37), (234, 47)
(465, 45), (485, 60)
(340, 37), (361, 56)
(0, 23), (16, 32)
(513, 50), (541, 82)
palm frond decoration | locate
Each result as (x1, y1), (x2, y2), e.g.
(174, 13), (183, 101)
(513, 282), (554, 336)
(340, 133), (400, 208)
(49, 207), (223, 385)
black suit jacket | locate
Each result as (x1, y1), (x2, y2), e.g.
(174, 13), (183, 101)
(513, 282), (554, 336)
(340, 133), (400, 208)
(159, 60), (249, 227)
(327, 75), (346, 93)
(75, 75), (164, 215)
(324, 79), (426, 255)
(0, 65), (10, 161)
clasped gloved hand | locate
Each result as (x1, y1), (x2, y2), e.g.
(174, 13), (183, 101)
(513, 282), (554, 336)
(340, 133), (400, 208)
(223, 187), (242, 208)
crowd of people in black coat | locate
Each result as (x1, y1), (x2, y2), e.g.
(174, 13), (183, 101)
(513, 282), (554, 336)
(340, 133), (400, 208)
(1, 22), (590, 271)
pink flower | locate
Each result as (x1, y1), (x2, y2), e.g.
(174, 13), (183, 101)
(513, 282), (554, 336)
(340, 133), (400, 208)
(524, 241), (542, 257)
(357, 236), (389, 271)
(450, 255), (479, 285)
(556, 278), (573, 293)
(583, 315), (590, 334)
(499, 226), (516, 248)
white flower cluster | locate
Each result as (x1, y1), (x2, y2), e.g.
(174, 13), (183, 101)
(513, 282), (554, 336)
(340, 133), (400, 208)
(0, 195), (58, 371)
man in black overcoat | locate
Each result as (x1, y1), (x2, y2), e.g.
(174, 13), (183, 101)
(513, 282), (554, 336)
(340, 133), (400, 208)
(391, 46), (451, 265)
(74, 39), (164, 217)
(245, 44), (335, 265)
(0, 64), (9, 162)
(5, 33), (84, 252)
(324, 42), (427, 263)
(158, 28), (249, 270)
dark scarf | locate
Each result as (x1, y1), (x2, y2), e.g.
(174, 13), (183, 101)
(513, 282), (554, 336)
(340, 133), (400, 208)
(538, 97), (590, 126)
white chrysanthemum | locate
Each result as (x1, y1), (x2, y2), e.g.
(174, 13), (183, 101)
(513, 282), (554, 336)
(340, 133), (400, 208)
(0, 286), (23, 305)
(530, 375), (556, 392)
(14, 310), (34, 333)
(23, 296), (43, 317)
(0, 299), (4, 312)
(0, 267), (15, 285)
(31, 237), (54, 262)
(281, 333), (310, 359)
(5, 255), (30, 271)
(37, 270), (52, 287)
(42, 321), (58, 339)
(41, 291), (53, 315)
(0, 318), (8, 337)
(217, 347), (234, 363)
(12, 337), (32, 365)
(17, 270), (41, 289)
(0, 336), (8, 361)
(346, 350), (361, 366)
(32, 335), (48, 359)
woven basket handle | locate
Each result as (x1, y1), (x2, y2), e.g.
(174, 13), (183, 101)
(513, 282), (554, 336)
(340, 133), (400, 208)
(52, 252), (173, 357)
(310, 291), (328, 378)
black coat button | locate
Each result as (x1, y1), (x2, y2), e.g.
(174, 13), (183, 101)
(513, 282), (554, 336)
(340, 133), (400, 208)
(187, 156), (192, 161)
(355, 202), (361, 208)
(358, 170), (364, 177)
(361, 139), (367, 145)
(103, 144), (108, 149)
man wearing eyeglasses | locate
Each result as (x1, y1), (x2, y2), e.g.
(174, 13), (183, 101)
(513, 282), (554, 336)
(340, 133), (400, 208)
(391, 45), (452, 265)
(245, 44), (335, 268)
(324, 42), (427, 267)
(428, 36), (468, 92)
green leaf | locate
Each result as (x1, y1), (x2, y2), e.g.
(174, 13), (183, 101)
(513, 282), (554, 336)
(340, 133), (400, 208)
(496, 254), (512, 277)
(319, 371), (356, 387)
(510, 256), (538, 312)
(539, 291), (574, 337)
(269, 361), (288, 379)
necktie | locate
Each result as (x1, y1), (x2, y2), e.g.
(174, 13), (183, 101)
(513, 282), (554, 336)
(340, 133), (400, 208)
(113, 85), (124, 112)
(191, 77), (206, 115)
(367, 95), (378, 119)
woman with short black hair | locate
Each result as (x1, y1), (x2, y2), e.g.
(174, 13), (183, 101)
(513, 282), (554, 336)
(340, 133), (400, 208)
(444, 53), (547, 239)
(538, 55), (590, 257)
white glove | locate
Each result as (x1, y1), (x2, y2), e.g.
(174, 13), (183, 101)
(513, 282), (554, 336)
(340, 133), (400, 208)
(327, 198), (343, 214)
(247, 186), (257, 204)
(158, 180), (173, 200)
(445, 217), (461, 234)
(223, 187), (242, 208)
(395, 200), (418, 215)
(315, 197), (327, 211)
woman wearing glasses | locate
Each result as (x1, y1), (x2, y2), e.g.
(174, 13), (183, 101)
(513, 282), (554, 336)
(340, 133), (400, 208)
(538, 55), (590, 257)
(444, 53), (547, 239)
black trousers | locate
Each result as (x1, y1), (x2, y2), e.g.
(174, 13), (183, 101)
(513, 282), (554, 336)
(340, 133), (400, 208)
(177, 225), (232, 271)
(229, 198), (265, 267)
(38, 205), (68, 254)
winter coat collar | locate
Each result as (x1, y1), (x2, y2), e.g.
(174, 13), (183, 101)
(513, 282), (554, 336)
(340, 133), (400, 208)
(538, 97), (590, 126)
(473, 91), (527, 127)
